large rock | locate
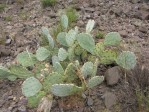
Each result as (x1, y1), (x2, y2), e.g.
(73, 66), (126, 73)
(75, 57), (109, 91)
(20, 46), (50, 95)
(103, 92), (117, 109)
(105, 66), (121, 86)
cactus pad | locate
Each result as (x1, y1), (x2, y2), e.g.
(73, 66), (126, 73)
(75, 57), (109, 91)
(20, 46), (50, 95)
(57, 32), (68, 46)
(61, 14), (68, 29)
(36, 47), (50, 61)
(104, 32), (122, 46)
(17, 51), (37, 67)
(116, 51), (136, 70)
(22, 77), (42, 97)
(81, 62), (93, 78)
(58, 48), (68, 61)
(87, 76), (104, 88)
(50, 84), (82, 97)
(77, 33), (95, 54)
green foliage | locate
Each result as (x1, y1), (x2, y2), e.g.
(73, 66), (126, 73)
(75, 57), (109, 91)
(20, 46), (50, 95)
(60, 14), (68, 30)
(52, 24), (63, 38)
(66, 7), (79, 26)
(66, 29), (77, 46)
(28, 91), (46, 108)
(0, 4), (6, 12)
(58, 48), (68, 61)
(42, 27), (55, 48)
(0, 66), (12, 78)
(40, 34), (49, 46)
(116, 51), (136, 70)
(68, 46), (75, 61)
(4, 16), (12, 21)
(57, 32), (68, 46)
(64, 63), (78, 83)
(94, 42), (118, 64)
(74, 45), (84, 56)
(81, 62), (93, 78)
(77, 33), (95, 54)
(86, 20), (95, 33)
(22, 77), (42, 97)
(95, 31), (105, 39)
(0, 14), (137, 110)
(9, 65), (34, 78)
(43, 72), (64, 92)
(36, 47), (50, 61)
(87, 76), (104, 88)
(41, 0), (57, 7)
(53, 62), (64, 75)
(104, 32), (122, 46)
(51, 84), (82, 97)
(17, 51), (37, 67)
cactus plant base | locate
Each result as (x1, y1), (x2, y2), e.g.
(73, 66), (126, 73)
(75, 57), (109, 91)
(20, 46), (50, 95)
(58, 95), (85, 110)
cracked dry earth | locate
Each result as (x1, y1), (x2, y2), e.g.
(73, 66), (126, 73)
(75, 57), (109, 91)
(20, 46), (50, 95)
(0, 0), (149, 112)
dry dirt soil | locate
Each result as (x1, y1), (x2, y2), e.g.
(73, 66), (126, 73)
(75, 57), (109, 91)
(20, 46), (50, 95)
(0, 0), (149, 112)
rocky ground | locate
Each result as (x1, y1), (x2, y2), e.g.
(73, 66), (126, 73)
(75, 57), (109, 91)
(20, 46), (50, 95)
(0, 0), (149, 112)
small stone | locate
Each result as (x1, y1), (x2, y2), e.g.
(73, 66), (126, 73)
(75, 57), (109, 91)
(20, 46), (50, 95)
(105, 66), (121, 86)
(103, 92), (117, 109)
(119, 30), (127, 38)
(0, 100), (4, 107)
(5, 39), (12, 45)
(18, 105), (26, 112)
(139, 26), (148, 33)
(8, 106), (13, 111)
(85, 7), (95, 12)
(140, 10), (149, 20)
(87, 97), (93, 106)
(82, 93), (87, 99)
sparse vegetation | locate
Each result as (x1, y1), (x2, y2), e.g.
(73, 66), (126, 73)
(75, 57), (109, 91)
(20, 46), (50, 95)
(4, 16), (12, 21)
(41, 0), (57, 7)
(66, 7), (79, 26)
(0, 14), (137, 111)
(0, 4), (6, 12)
(95, 31), (105, 39)
(19, 11), (28, 20)
(51, 7), (79, 38)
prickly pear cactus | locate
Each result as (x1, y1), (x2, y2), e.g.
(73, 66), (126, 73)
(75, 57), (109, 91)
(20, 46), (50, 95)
(53, 62), (64, 75)
(64, 63), (78, 83)
(94, 42), (105, 56)
(43, 72), (64, 92)
(66, 29), (77, 46)
(22, 77), (42, 97)
(104, 32), (122, 46)
(87, 55), (96, 63)
(86, 20), (95, 33)
(50, 84), (82, 97)
(81, 50), (88, 61)
(92, 59), (99, 77)
(87, 76), (104, 88)
(36, 47), (50, 61)
(74, 45), (84, 56)
(17, 51), (37, 67)
(94, 42), (118, 64)
(116, 51), (136, 70)
(77, 33), (95, 54)
(57, 32), (68, 47)
(58, 48), (68, 61)
(61, 14), (68, 29)
(81, 62), (93, 78)
(68, 45), (76, 61)
(28, 91), (46, 108)
(42, 27), (55, 48)
(99, 50), (118, 64)
(0, 66), (12, 78)
(9, 65), (34, 78)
